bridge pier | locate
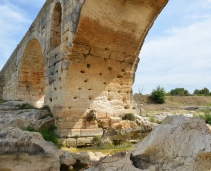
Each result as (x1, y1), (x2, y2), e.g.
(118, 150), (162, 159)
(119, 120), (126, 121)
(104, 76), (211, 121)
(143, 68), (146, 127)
(0, 0), (168, 138)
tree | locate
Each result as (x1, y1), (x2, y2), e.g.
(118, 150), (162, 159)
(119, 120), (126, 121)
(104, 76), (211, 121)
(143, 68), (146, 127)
(193, 87), (210, 96)
(170, 88), (190, 96)
(150, 86), (166, 104)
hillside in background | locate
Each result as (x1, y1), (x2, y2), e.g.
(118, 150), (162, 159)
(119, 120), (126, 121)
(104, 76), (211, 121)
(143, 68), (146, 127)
(133, 95), (211, 112)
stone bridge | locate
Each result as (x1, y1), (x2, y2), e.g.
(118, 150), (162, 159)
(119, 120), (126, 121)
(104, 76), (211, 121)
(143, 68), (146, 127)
(0, 0), (168, 138)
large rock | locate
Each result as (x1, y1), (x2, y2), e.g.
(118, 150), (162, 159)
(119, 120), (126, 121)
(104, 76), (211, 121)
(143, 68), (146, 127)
(72, 151), (105, 165)
(85, 152), (154, 171)
(0, 101), (27, 110)
(0, 101), (54, 131)
(0, 127), (60, 171)
(85, 116), (211, 171)
(58, 150), (76, 166)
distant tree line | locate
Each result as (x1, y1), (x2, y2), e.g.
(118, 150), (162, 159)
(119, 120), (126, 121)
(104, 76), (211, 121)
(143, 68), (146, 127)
(136, 86), (211, 104)
(168, 87), (211, 96)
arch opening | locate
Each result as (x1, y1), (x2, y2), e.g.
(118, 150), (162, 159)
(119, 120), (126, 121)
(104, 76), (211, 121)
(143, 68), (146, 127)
(17, 39), (45, 108)
(51, 2), (62, 48)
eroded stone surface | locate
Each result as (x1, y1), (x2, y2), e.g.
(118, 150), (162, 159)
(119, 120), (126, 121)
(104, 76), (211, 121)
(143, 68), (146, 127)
(0, 101), (54, 131)
(0, 127), (60, 171)
(135, 114), (158, 133)
(72, 151), (105, 165)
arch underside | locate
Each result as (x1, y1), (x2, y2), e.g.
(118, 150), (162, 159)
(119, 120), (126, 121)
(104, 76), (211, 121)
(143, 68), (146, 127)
(17, 39), (45, 107)
(51, 2), (62, 49)
(55, 0), (168, 135)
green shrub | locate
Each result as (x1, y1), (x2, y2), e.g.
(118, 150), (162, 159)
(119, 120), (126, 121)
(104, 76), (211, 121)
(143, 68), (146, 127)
(170, 88), (190, 96)
(122, 113), (136, 121)
(0, 100), (8, 104)
(156, 120), (162, 124)
(39, 105), (51, 111)
(193, 87), (210, 96)
(199, 106), (211, 125)
(17, 103), (35, 109)
(86, 109), (97, 121)
(150, 86), (166, 104)
(23, 125), (58, 146)
(92, 136), (105, 148)
(149, 116), (156, 123)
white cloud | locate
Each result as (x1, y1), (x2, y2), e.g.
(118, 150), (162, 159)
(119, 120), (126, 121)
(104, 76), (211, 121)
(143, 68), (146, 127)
(133, 16), (211, 94)
(0, 2), (32, 70)
(0, 0), (45, 70)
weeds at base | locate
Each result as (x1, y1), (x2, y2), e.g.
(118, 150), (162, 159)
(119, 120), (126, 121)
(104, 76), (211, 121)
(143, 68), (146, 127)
(22, 125), (58, 146)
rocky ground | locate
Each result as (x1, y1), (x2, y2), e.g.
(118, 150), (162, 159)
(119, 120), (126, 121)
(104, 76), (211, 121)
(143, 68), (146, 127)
(1, 98), (211, 171)
(0, 101), (109, 171)
(85, 116), (211, 171)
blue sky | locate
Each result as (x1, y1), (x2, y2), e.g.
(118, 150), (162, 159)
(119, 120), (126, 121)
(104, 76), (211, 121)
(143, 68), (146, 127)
(0, 0), (211, 94)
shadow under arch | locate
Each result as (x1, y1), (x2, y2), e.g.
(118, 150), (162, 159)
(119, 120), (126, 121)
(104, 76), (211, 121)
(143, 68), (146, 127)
(17, 38), (45, 107)
(51, 2), (62, 49)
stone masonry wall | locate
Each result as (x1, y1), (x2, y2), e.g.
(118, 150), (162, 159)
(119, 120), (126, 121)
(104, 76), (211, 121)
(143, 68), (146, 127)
(0, 0), (168, 139)
(0, 74), (3, 100)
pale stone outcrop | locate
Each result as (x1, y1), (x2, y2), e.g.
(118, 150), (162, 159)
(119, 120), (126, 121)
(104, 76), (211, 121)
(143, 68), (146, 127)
(104, 120), (141, 141)
(85, 116), (211, 171)
(135, 114), (158, 133)
(0, 0), (168, 137)
(0, 101), (54, 131)
(0, 101), (28, 110)
(0, 127), (60, 171)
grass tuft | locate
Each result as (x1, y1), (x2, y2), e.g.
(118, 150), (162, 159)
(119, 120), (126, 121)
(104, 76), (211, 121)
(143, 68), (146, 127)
(199, 105), (211, 125)
(122, 113), (135, 121)
(17, 103), (35, 110)
(23, 125), (58, 146)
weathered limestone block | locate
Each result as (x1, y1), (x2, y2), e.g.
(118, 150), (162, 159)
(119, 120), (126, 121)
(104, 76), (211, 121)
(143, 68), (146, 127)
(56, 128), (81, 138)
(57, 121), (86, 129)
(77, 137), (94, 146)
(66, 138), (77, 147)
(80, 128), (103, 137)
(86, 121), (98, 129)
(66, 135), (94, 147)
(0, 74), (4, 99)
(110, 117), (122, 125)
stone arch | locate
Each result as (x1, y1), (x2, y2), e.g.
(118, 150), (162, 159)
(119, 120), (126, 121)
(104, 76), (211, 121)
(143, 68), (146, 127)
(17, 39), (45, 107)
(51, 2), (62, 48)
